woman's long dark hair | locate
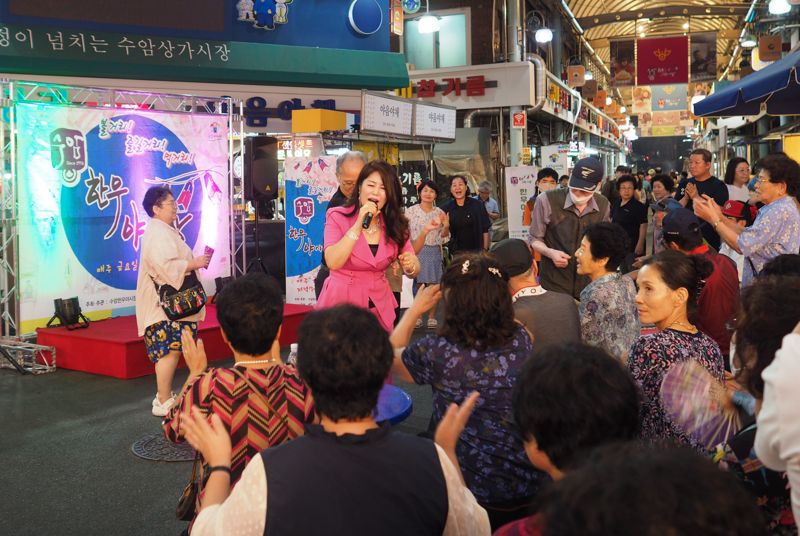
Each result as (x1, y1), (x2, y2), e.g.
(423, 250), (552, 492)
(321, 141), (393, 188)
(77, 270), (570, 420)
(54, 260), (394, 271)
(344, 160), (409, 249)
(641, 250), (714, 320)
(438, 251), (519, 350)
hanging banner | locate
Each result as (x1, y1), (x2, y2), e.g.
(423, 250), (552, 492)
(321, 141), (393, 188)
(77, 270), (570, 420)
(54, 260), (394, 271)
(567, 65), (586, 88)
(632, 86), (652, 114)
(637, 36), (689, 85)
(610, 40), (636, 87)
(758, 35), (782, 62)
(690, 32), (717, 81)
(651, 84), (688, 111)
(15, 103), (231, 334)
(284, 155), (338, 306)
(504, 166), (538, 241)
(540, 144), (570, 177)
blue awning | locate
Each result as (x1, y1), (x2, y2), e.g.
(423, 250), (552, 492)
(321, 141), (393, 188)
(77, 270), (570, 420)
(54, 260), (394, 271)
(694, 48), (800, 117)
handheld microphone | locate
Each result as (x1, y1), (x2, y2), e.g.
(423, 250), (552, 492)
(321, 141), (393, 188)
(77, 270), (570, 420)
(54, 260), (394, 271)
(362, 212), (373, 229)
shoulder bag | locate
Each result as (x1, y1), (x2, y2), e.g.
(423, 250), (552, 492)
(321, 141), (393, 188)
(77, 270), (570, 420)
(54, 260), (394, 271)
(152, 271), (206, 321)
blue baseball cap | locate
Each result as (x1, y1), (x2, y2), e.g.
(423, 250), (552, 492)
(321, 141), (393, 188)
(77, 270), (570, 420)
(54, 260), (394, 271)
(569, 157), (604, 192)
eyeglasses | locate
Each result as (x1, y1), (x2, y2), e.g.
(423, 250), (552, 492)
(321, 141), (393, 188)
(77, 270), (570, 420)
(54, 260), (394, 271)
(159, 200), (177, 207)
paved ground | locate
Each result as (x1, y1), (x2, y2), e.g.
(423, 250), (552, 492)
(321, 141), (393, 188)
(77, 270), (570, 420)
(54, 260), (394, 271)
(0, 348), (432, 536)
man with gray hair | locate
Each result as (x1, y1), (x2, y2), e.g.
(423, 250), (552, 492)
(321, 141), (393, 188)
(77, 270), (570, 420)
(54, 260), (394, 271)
(314, 151), (368, 298)
(475, 180), (500, 243)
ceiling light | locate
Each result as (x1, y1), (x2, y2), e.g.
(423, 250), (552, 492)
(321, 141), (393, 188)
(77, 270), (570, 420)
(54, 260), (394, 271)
(639, 31), (646, 38)
(768, 0), (791, 14)
(535, 28), (554, 43)
(741, 34), (757, 48)
(585, 71), (593, 80)
(682, 22), (689, 30)
(620, 105), (627, 113)
(418, 14), (440, 33)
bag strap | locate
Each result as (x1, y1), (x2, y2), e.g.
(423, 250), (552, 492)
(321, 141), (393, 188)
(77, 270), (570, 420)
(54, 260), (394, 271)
(746, 257), (759, 278)
(188, 451), (201, 482)
(230, 367), (297, 435)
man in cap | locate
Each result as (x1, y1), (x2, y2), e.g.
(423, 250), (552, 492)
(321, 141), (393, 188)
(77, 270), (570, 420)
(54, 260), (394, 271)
(650, 197), (682, 255)
(718, 200), (758, 282)
(661, 208), (739, 357)
(529, 157), (611, 299)
(491, 238), (581, 347)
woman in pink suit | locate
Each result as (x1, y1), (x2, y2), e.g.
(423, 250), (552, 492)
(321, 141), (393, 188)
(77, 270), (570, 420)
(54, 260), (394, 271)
(317, 160), (420, 332)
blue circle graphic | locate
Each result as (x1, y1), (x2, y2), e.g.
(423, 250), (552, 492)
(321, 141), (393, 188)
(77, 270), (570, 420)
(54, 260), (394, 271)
(60, 114), (201, 290)
(348, 0), (383, 35)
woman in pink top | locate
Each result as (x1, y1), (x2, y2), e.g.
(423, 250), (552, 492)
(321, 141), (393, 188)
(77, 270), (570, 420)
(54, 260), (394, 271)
(316, 161), (420, 332)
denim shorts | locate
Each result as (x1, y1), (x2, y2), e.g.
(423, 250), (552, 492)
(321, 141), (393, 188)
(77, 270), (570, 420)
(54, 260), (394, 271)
(143, 320), (198, 363)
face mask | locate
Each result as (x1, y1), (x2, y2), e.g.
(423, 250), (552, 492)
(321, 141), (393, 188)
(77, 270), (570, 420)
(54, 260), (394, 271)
(729, 341), (739, 376)
(569, 190), (591, 207)
(539, 182), (556, 193)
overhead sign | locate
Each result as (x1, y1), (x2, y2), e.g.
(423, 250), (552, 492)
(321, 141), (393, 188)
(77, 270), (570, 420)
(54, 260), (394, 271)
(414, 102), (456, 140)
(408, 62), (535, 110)
(361, 91), (413, 136)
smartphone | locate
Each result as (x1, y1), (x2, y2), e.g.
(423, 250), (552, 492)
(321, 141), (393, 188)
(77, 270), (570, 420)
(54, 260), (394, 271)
(203, 246), (214, 262)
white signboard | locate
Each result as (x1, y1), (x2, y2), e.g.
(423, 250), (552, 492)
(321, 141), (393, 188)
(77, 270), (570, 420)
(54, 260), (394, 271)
(540, 144), (570, 177)
(361, 91), (413, 136)
(414, 102), (456, 140)
(504, 166), (539, 241)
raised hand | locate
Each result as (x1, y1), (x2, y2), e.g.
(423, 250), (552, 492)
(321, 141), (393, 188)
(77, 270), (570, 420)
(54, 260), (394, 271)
(181, 326), (207, 376)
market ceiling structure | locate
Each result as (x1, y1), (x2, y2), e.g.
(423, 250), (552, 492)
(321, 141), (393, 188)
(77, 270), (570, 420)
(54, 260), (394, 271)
(561, 1), (757, 104)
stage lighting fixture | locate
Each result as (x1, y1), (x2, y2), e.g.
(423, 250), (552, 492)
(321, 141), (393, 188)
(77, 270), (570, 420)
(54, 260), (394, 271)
(47, 297), (90, 330)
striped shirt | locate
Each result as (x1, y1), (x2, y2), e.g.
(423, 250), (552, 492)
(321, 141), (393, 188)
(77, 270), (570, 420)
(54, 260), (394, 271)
(163, 364), (315, 518)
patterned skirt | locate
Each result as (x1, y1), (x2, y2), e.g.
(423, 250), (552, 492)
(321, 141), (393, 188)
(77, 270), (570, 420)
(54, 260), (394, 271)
(418, 245), (443, 284)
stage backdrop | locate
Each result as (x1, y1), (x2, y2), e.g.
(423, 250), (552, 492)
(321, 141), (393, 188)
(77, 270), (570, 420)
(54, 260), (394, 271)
(504, 166), (538, 241)
(15, 103), (231, 334)
(284, 155), (338, 306)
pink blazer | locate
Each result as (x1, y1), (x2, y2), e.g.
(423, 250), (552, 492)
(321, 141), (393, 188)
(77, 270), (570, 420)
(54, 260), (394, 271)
(316, 206), (413, 332)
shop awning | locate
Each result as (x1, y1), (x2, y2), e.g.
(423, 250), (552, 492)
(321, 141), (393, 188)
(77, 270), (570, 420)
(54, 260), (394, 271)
(0, 41), (409, 91)
(694, 48), (800, 117)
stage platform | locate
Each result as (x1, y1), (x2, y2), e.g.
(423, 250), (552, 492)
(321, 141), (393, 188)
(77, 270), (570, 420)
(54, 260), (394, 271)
(36, 303), (312, 380)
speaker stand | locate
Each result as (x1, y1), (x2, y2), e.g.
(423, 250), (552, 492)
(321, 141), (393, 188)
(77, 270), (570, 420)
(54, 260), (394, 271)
(246, 200), (270, 275)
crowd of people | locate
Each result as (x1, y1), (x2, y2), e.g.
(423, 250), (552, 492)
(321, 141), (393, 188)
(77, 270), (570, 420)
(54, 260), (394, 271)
(135, 148), (800, 535)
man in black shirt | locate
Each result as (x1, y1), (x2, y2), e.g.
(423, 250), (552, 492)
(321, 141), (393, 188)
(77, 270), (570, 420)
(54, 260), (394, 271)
(314, 151), (367, 297)
(675, 148), (728, 250)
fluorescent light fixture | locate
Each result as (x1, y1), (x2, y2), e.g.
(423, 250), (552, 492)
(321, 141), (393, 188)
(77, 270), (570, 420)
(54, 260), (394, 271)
(741, 34), (757, 48)
(620, 105), (627, 113)
(768, 0), (791, 14)
(535, 28), (554, 43)
(418, 15), (440, 33)
(585, 71), (594, 80)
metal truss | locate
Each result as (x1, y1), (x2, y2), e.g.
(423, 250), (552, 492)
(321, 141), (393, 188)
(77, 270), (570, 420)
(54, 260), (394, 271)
(0, 79), (241, 363)
(0, 337), (55, 374)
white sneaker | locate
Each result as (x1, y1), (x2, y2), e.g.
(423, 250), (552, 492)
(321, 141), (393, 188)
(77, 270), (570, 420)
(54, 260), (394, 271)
(152, 393), (176, 417)
(427, 318), (438, 329)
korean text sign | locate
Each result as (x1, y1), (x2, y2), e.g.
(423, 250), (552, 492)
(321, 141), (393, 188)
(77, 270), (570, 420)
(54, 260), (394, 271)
(15, 103), (231, 334)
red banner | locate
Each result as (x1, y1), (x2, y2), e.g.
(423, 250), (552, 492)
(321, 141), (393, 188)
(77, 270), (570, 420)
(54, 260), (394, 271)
(637, 36), (689, 85)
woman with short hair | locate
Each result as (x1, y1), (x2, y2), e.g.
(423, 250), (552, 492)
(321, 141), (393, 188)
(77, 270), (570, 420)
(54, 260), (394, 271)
(442, 175), (491, 253)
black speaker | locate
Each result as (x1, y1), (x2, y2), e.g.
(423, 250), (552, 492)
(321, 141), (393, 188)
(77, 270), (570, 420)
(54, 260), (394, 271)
(244, 136), (279, 201)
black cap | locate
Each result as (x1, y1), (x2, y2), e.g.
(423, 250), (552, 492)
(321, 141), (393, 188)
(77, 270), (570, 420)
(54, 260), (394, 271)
(491, 239), (533, 277)
(569, 157), (604, 192)
(662, 208), (701, 238)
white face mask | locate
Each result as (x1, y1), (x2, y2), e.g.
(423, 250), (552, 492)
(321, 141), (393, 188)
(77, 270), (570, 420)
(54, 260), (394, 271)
(569, 190), (592, 207)
(729, 341), (739, 376)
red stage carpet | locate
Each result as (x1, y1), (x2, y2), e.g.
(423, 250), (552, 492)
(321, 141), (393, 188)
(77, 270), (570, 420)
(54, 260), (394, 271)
(36, 303), (312, 380)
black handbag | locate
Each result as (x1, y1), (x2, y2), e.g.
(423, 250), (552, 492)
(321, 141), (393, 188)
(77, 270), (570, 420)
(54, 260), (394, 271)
(176, 453), (200, 521)
(152, 271), (207, 321)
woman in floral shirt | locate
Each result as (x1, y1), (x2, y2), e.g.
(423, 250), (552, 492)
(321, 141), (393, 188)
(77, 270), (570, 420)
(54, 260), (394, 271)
(628, 250), (724, 452)
(575, 222), (640, 360)
(390, 252), (542, 531)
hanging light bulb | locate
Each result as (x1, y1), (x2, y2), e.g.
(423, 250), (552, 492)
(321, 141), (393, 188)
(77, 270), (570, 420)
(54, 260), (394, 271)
(741, 34), (757, 48)
(606, 96), (613, 106)
(620, 105), (627, 113)
(418, 1), (440, 34)
(768, 0), (791, 14)
(585, 71), (594, 80)
(535, 28), (554, 43)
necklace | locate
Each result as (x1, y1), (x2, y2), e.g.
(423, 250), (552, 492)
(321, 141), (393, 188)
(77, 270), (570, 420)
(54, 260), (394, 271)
(667, 320), (697, 333)
(237, 357), (282, 367)
(363, 225), (379, 235)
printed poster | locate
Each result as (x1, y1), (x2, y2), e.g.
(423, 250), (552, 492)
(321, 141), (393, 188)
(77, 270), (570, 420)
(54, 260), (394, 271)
(651, 85), (688, 111)
(540, 144), (570, 178)
(504, 166), (538, 241)
(15, 103), (231, 334)
(632, 86), (652, 114)
(690, 32), (717, 82)
(637, 36), (689, 85)
(609, 40), (636, 87)
(284, 156), (338, 306)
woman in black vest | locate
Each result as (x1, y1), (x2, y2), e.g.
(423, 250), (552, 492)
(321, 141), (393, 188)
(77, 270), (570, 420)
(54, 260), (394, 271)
(179, 305), (489, 536)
